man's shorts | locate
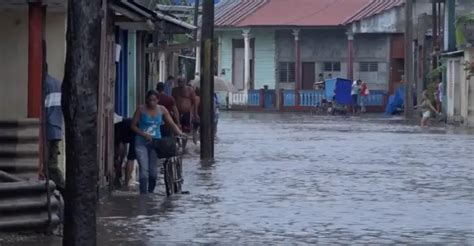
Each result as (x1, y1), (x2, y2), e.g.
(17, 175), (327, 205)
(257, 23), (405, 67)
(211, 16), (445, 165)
(126, 139), (136, 161)
(180, 112), (191, 133)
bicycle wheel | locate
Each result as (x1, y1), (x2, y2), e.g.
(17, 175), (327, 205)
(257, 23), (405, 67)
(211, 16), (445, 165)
(163, 159), (172, 196)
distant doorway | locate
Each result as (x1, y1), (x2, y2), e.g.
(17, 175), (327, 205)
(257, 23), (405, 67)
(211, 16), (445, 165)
(302, 62), (315, 90)
(232, 39), (254, 90)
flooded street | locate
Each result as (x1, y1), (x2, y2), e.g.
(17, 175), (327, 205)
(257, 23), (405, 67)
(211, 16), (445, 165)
(97, 112), (474, 245)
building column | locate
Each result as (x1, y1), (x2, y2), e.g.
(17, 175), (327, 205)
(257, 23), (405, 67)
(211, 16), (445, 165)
(127, 31), (137, 117)
(28, 1), (44, 118)
(347, 31), (354, 81)
(195, 42), (201, 80)
(159, 51), (167, 83)
(292, 29), (301, 107)
(293, 29), (301, 91)
(243, 29), (251, 92)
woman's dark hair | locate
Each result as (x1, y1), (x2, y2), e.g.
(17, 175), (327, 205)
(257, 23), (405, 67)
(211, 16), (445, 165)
(156, 82), (165, 92)
(146, 90), (158, 101)
(195, 87), (200, 96)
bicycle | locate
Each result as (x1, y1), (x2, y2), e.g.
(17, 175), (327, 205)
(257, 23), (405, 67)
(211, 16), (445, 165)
(158, 135), (186, 196)
(162, 155), (183, 196)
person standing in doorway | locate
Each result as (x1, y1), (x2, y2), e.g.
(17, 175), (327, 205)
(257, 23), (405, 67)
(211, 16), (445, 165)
(43, 65), (65, 195)
(114, 115), (137, 190)
(164, 76), (175, 96)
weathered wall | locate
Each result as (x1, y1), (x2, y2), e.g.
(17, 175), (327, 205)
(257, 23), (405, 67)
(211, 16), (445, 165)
(276, 29), (390, 90)
(353, 34), (391, 90)
(351, 6), (404, 34)
(217, 29), (276, 89)
(0, 9), (66, 120)
(218, 30), (240, 84)
(463, 48), (474, 127)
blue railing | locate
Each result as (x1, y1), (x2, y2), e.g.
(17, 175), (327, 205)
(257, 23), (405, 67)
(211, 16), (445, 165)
(248, 90), (260, 106)
(264, 90), (275, 109)
(299, 90), (325, 107)
(360, 90), (386, 106)
(282, 90), (296, 107)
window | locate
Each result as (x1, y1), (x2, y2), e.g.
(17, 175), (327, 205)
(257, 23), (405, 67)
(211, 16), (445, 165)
(359, 62), (378, 72)
(279, 62), (295, 83)
(323, 62), (341, 72)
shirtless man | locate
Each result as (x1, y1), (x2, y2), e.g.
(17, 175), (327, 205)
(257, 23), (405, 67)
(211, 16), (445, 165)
(172, 77), (198, 136)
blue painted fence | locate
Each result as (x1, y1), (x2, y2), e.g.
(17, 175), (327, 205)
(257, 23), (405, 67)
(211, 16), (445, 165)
(282, 90), (296, 107)
(281, 89), (386, 108)
(264, 90), (275, 109)
(360, 90), (386, 106)
(248, 90), (260, 106)
(299, 90), (325, 107)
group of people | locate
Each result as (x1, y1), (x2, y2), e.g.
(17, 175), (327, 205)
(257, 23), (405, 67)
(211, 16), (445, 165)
(351, 79), (370, 114)
(114, 76), (220, 194)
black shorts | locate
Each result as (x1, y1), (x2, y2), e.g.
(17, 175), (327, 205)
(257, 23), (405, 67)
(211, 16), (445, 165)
(180, 112), (191, 133)
(352, 95), (359, 105)
(126, 139), (136, 161)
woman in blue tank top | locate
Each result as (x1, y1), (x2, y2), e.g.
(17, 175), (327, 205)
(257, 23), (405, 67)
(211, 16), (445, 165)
(131, 90), (183, 194)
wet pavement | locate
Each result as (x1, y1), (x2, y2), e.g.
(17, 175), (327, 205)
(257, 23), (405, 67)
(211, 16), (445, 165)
(5, 112), (474, 245)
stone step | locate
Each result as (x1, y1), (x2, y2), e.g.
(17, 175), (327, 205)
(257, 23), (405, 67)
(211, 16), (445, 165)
(0, 212), (60, 231)
(0, 194), (60, 213)
(0, 158), (38, 172)
(15, 172), (39, 181)
(0, 144), (38, 158)
(0, 131), (39, 144)
(0, 119), (40, 129)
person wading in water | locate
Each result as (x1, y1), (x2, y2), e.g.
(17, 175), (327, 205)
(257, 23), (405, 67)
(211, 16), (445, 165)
(131, 90), (183, 194)
(172, 77), (198, 149)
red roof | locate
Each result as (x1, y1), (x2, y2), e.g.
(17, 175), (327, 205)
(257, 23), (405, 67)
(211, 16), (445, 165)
(215, 0), (404, 27)
(215, 0), (268, 27)
(344, 0), (404, 24)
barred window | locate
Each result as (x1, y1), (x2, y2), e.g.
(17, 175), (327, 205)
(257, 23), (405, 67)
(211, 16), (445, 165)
(323, 62), (341, 72)
(359, 62), (378, 72)
(278, 62), (295, 83)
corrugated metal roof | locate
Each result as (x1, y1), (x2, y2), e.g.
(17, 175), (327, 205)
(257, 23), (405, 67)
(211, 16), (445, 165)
(215, 0), (268, 27)
(344, 0), (404, 24)
(215, 0), (404, 28)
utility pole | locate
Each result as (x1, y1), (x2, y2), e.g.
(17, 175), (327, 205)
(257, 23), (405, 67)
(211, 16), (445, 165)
(62, 0), (101, 245)
(404, 0), (414, 118)
(200, 0), (214, 160)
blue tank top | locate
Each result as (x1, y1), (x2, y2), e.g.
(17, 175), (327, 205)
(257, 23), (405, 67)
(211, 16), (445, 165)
(138, 106), (162, 141)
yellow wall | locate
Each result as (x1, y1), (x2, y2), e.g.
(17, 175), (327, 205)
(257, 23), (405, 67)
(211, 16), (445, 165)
(0, 9), (66, 120)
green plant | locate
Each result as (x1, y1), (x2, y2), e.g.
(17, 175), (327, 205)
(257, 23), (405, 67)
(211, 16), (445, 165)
(455, 14), (474, 47)
(426, 64), (446, 82)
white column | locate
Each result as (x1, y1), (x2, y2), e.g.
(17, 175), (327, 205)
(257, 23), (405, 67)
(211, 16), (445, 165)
(243, 29), (251, 92)
(195, 43), (201, 80)
(159, 51), (167, 82)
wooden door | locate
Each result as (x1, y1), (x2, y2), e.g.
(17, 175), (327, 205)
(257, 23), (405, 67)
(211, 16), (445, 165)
(302, 62), (315, 90)
(233, 48), (245, 90)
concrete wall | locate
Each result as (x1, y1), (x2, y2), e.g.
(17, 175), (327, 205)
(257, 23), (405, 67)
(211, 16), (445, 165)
(276, 29), (390, 90)
(0, 9), (66, 120)
(351, 6), (404, 34)
(462, 48), (474, 127)
(353, 34), (391, 91)
(217, 29), (276, 89)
